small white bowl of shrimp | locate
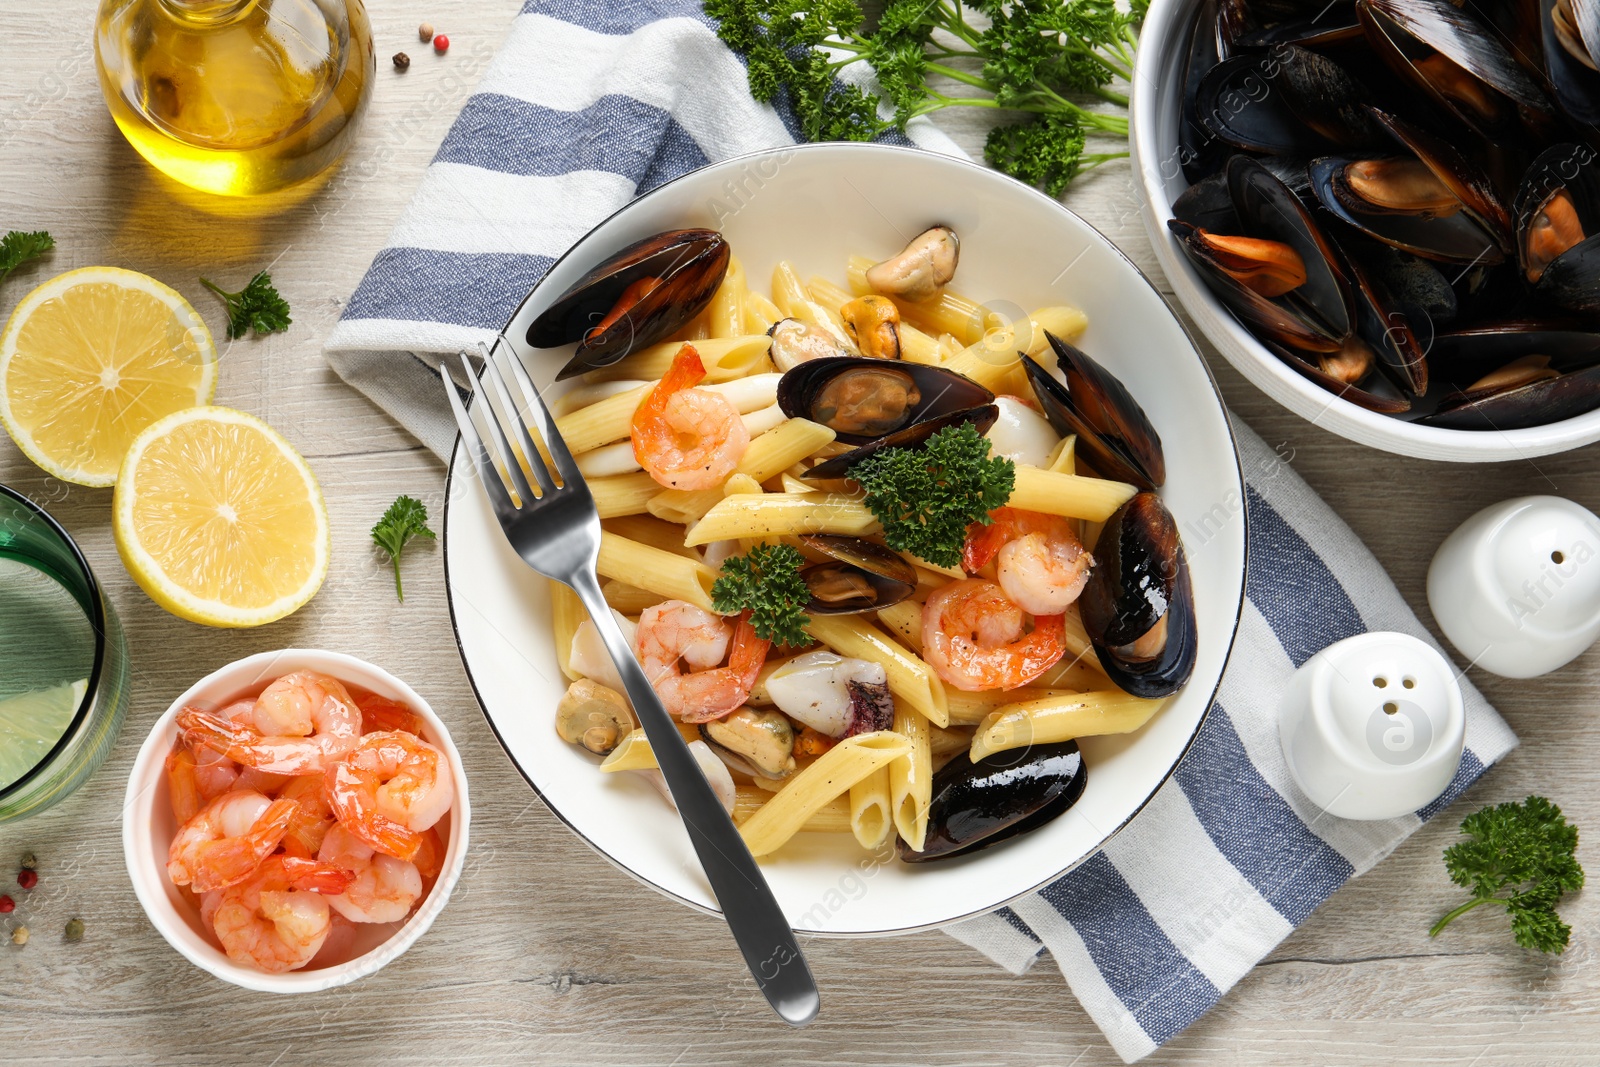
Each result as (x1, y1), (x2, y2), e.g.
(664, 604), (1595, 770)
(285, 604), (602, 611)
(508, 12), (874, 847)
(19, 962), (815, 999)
(122, 649), (470, 993)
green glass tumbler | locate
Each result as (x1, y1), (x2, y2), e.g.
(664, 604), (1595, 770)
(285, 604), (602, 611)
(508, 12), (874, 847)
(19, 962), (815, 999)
(0, 485), (130, 821)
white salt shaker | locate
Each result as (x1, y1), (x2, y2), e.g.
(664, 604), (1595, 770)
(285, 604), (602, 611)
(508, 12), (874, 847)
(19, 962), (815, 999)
(1427, 495), (1600, 679)
(1277, 632), (1465, 821)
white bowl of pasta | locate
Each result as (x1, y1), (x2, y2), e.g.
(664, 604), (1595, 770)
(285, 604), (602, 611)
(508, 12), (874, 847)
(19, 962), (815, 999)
(443, 142), (1245, 936)
(122, 649), (471, 992)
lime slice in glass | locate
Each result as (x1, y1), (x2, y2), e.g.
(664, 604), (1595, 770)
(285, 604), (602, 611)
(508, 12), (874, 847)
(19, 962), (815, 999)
(0, 679), (88, 791)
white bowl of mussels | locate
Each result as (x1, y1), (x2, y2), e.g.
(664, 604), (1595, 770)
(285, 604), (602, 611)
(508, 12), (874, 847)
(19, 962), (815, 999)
(1133, 0), (1600, 461)
(442, 143), (1247, 935)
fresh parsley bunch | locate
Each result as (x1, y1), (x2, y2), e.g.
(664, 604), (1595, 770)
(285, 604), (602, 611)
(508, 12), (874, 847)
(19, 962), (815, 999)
(850, 422), (1014, 568)
(707, 0), (1141, 196)
(711, 542), (812, 647)
(201, 271), (292, 340)
(372, 495), (436, 602)
(0, 230), (54, 288)
(1431, 795), (1584, 954)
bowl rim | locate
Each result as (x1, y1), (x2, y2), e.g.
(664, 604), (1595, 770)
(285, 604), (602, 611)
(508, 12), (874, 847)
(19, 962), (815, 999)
(1129, 0), (1600, 462)
(440, 140), (1249, 937)
(121, 647), (472, 993)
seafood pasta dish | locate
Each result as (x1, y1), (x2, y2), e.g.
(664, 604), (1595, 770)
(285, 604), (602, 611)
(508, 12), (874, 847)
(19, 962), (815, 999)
(533, 225), (1196, 862)
(161, 671), (454, 972)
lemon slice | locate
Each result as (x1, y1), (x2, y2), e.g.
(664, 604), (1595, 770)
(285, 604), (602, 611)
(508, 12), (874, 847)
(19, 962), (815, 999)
(0, 679), (88, 791)
(113, 407), (329, 627)
(0, 267), (216, 487)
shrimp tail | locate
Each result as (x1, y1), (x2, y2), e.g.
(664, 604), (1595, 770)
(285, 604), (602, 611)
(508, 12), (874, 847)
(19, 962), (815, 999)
(676, 612), (771, 723)
(177, 705), (326, 775)
(280, 857), (358, 895)
(186, 798), (301, 893)
(961, 507), (1016, 574)
(324, 763), (424, 861)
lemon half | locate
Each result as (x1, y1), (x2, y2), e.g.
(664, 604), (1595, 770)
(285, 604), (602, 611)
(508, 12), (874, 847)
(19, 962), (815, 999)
(113, 407), (329, 627)
(0, 267), (216, 486)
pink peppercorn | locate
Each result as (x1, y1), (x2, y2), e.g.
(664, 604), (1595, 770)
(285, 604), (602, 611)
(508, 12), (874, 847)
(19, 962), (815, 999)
(17, 870), (37, 890)
(0, 895), (12, 913)
(433, 34), (450, 54)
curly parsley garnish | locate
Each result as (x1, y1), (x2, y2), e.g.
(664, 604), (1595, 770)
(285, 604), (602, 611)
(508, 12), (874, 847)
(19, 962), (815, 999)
(371, 495), (436, 602)
(706, 0), (1140, 196)
(0, 230), (54, 288)
(849, 422), (1014, 569)
(200, 270), (292, 339)
(1430, 795), (1584, 954)
(711, 541), (810, 647)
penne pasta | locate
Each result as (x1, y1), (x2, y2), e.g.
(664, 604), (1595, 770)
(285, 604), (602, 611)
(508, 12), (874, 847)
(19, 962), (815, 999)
(946, 685), (1075, 726)
(890, 708), (932, 852)
(1008, 465), (1136, 522)
(602, 514), (702, 558)
(550, 581), (585, 682)
(1060, 605), (1104, 672)
(845, 255), (997, 346)
(581, 335), (774, 383)
(1046, 434), (1079, 474)
(597, 531), (718, 611)
(805, 614), (949, 727)
(648, 418), (838, 525)
(744, 291), (782, 333)
(589, 472), (660, 518)
(739, 731), (911, 856)
(602, 580), (666, 615)
(735, 786), (851, 833)
(708, 256), (747, 338)
(773, 261), (849, 337)
(875, 600), (922, 651)
(552, 378), (651, 417)
(943, 304), (1090, 391)
(565, 373), (781, 455)
(683, 493), (877, 546)
(849, 766), (894, 849)
(969, 690), (1166, 762)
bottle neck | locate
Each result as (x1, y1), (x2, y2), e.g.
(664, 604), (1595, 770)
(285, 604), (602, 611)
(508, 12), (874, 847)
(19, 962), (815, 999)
(156, 0), (258, 24)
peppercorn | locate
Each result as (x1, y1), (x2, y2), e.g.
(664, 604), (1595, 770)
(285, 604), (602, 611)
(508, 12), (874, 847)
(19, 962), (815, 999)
(418, 22), (435, 42)
(0, 896), (12, 914)
(433, 34), (450, 54)
(392, 52), (411, 71)
(19, 852), (36, 871)
(16, 869), (37, 890)
(11, 926), (27, 946)
(64, 918), (84, 942)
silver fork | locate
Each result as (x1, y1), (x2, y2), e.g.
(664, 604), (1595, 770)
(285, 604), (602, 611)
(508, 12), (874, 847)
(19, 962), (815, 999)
(441, 336), (819, 1027)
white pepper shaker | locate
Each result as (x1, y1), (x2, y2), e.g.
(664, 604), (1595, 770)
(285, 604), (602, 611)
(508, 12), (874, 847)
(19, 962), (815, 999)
(1427, 495), (1600, 679)
(1277, 632), (1465, 821)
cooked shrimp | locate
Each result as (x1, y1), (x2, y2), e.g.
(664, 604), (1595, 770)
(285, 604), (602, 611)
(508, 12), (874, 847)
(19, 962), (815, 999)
(357, 693), (425, 735)
(317, 824), (424, 924)
(963, 507), (1094, 616)
(630, 344), (749, 490)
(922, 578), (1066, 691)
(210, 856), (356, 973)
(165, 745), (203, 825)
(167, 790), (299, 893)
(178, 672), (361, 775)
(278, 773), (336, 859)
(636, 602), (769, 723)
(325, 731), (455, 862)
(410, 826), (445, 880)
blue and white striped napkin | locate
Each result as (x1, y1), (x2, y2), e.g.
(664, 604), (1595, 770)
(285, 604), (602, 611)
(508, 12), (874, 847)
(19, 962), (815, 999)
(325, 1), (1517, 1059)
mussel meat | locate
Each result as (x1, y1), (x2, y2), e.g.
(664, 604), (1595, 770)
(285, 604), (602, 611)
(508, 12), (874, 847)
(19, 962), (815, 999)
(839, 295), (902, 359)
(898, 741), (1087, 862)
(798, 535), (916, 614)
(528, 229), (730, 379)
(699, 706), (796, 780)
(865, 226), (960, 302)
(1021, 334), (1166, 490)
(776, 356), (994, 445)
(1418, 324), (1600, 428)
(1515, 144), (1600, 312)
(768, 317), (857, 371)
(1079, 493), (1198, 699)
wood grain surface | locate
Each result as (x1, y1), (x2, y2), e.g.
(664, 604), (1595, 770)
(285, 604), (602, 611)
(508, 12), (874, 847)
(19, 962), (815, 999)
(2, 2), (1597, 1064)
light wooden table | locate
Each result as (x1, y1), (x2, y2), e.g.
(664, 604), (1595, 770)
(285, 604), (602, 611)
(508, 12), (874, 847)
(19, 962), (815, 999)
(3, 3), (1597, 1064)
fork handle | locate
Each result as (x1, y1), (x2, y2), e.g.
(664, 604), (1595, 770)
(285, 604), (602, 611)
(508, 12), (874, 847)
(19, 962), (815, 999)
(567, 571), (820, 1026)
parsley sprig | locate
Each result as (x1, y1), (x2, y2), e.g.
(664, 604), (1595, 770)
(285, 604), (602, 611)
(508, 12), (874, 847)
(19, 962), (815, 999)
(1430, 795), (1584, 954)
(850, 422), (1014, 568)
(200, 270), (292, 340)
(371, 495), (436, 602)
(707, 0), (1141, 196)
(0, 230), (54, 288)
(711, 542), (811, 647)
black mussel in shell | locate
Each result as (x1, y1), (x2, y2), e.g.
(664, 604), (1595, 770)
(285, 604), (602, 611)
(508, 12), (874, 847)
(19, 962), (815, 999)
(1419, 325), (1600, 428)
(1080, 493), (1198, 699)
(1195, 47), (1389, 156)
(803, 404), (999, 481)
(1515, 144), (1600, 313)
(1021, 335), (1166, 490)
(898, 742), (1087, 862)
(1541, 0), (1600, 130)
(797, 535), (916, 614)
(1264, 336), (1414, 412)
(777, 356), (993, 445)
(1356, 0), (1557, 144)
(529, 229), (729, 380)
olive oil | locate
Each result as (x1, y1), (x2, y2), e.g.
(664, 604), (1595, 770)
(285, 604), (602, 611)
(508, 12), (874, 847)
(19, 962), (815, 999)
(94, 0), (375, 197)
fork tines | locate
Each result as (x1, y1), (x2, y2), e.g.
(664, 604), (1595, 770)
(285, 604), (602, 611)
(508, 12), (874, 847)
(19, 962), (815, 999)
(441, 336), (575, 514)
